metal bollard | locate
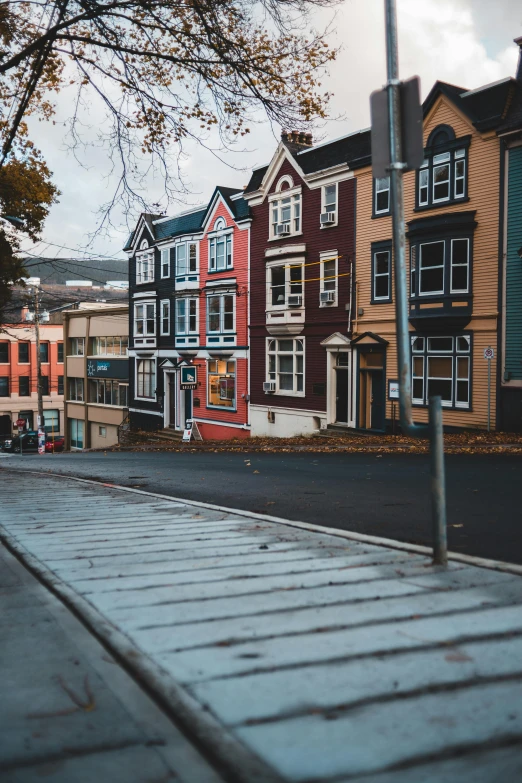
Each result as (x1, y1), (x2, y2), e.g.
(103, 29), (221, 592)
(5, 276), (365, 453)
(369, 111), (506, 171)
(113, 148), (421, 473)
(429, 395), (447, 566)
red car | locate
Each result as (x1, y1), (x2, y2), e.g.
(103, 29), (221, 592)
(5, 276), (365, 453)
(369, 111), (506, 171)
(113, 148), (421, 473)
(45, 435), (65, 453)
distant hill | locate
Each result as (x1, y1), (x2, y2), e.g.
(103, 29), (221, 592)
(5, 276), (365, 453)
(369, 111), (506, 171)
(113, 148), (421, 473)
(21, 257), (128, 285)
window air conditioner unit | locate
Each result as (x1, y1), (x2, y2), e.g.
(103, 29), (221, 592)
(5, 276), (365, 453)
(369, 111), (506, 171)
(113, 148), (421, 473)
(320, 290), (335, 304)
(320, 212), (335, 225)
(276, 223), (291, 235)
(263, 381), (276, 393)
(287, 294), (302, 307)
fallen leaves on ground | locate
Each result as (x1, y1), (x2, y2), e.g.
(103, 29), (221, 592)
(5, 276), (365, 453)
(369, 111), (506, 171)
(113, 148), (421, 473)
(108, 429), (522, 456)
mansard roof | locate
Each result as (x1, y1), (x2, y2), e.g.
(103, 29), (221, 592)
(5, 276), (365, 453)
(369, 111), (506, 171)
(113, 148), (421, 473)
(244, 129), (371, 194)
(423, 79), (517, 133)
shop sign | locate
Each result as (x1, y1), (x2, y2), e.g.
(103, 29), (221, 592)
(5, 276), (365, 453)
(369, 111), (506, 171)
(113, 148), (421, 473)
(180, 365), (197, 390)
(87, 359), (128, 379)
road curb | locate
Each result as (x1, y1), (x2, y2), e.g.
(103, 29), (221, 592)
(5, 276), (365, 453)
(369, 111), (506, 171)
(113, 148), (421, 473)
(2, 466), (522, 577)
(0, 505), (286, 783)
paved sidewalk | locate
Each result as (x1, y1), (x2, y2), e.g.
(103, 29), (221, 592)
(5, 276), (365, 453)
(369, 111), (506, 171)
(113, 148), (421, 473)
(0, 538), (223, 782)
(1, 468), (522, 782)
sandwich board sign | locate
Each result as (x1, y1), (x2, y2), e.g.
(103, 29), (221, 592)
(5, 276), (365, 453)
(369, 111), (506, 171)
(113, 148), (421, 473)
(182, 419), (203, 442)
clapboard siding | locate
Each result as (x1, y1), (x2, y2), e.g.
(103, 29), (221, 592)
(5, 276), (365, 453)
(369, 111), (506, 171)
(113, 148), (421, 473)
(355, 95), (500, 429)
(250, 157), (355, 410)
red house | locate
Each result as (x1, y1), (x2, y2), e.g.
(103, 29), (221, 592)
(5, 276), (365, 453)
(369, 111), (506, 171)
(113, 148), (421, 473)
(190, 188), (251, 439)
(243, 130), (370, 435)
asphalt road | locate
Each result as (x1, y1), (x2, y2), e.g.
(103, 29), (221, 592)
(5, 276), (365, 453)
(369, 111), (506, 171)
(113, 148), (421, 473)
(2, 450), (521, 565)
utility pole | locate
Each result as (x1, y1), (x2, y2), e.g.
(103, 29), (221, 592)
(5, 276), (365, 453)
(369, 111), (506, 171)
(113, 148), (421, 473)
(34, 287), (45, 453)
(383, 0), (448, 564)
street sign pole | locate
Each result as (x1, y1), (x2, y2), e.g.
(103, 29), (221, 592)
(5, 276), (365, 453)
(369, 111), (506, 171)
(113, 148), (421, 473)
(383, 0), (447, 564)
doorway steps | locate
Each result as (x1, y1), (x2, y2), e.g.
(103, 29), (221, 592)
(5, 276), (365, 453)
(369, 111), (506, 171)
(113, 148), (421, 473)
(155, 428), (184, 442)
(316, 425), (377, 438)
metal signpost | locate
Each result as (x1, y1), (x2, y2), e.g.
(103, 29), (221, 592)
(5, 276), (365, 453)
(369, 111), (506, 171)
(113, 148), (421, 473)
(370, 0), (448, 564)
(484, 346), (494, 431)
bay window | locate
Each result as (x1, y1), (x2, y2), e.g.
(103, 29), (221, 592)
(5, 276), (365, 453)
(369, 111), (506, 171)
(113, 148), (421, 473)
(134, 301), (155, 336)
(411, 335), (470, 409)
(175, 242), (198, 278)
(267, 338), (304, 395)
(268, 261), (303, 308)
(410, 236), (471, 298)
(176, 298), (198, 335)
(136, 358), (156, 399)
(207, 359), (235, 409)
(207, 294), (234, 334)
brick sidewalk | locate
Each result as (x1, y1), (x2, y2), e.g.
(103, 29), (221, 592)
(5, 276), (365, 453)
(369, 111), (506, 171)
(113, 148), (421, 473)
(2, 469), (522, 782)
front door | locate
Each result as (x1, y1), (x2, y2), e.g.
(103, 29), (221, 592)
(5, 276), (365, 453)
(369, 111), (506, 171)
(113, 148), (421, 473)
(358, 350), (385, 431)
(370, 371), (385, 430)
(335, 359), (349, 423)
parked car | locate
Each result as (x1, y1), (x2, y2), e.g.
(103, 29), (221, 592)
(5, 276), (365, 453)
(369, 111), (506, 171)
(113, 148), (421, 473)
(2, 431), (39, 453)
(45, 435), (65, 453)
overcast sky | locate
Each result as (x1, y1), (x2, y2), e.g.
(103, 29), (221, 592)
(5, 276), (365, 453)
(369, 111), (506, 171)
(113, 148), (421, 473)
(21, 0), (522, 262)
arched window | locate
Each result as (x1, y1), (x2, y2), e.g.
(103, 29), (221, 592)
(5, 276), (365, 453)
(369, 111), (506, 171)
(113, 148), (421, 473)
(417, 124), (468, 208)
(140, 239), (149, 250)
(214, 217), (226, 231)
(275, 175), (294, 193)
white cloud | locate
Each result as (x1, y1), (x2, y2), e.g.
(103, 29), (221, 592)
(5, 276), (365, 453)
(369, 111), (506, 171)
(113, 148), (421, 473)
(23, 0), (521, 260)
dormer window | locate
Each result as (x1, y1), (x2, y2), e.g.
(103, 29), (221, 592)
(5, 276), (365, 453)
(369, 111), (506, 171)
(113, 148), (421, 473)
(209, 218), (233, 272)
(416, 125), (469, 210)
(136, 240), (155, 284)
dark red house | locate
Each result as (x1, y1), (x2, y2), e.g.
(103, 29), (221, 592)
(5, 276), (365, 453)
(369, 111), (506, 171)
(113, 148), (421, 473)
(243, 130), (370, 435)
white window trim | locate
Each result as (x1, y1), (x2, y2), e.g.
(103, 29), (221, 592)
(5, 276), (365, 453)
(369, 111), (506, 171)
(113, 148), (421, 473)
(175, 241), (199, 278)
(450, 238), (470, 294)
(374, 176), (390, 215)
(319, 250), (338, 306)
(432, 159), (451, 204)
(275, 175), (294, 192)
(268, 186), (302, 240)
(418, 164), (429, 206)
(135, 357), (157, 401)
(321, 183), (338, 227)
(266, 337), (305, 397)
(206, 292), (236, 335)
(160, 247), (171, 279)
(266, 257), (304, 311)
(411, 335), (471, 409)
(372, 248), (391, 302)
(136, 243), (155, 285)
(134, 300), (156, 338)
(208, 229), (233, 273)
(419, 240), (445, 296)
(175, 297), (199, 336)
(206, 358), (237, 411)
(160, 299), (170, 336)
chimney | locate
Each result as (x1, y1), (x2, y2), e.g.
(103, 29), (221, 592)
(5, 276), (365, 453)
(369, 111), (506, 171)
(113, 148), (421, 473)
(515, 36), (522, 81)
(281, 130), (289, 142)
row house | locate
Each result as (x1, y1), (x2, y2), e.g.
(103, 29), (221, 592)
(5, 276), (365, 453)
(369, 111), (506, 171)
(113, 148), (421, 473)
(125, 188), (251, 439)
(243, 131), (368, 435)
(0, 323), (64, 440)
(499, 37), (522, 431)
(354, 47), (522, 432)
